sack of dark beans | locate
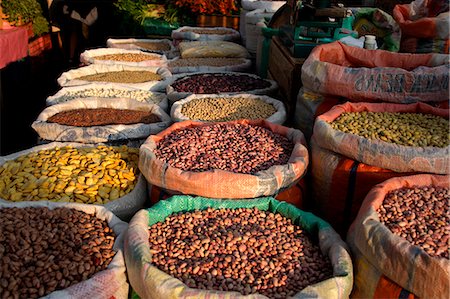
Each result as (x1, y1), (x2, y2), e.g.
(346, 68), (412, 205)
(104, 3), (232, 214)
(125, 196), (353, 299)
(0, 201), (128, 298)
(347, 174), (450, 298)
(139, 119), (308, 199)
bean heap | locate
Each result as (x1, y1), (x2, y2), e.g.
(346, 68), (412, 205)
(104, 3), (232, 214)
(52, 88), (162, 104)
(378, 186), (450, 259)
(0, 207), (115, 299)
(77, 71), (161, 83)
(169, 58), (246, 68)
(0, 145), (139, 204)
(149, 208), (333, 298)
(93, 53), (160, 62)
(171, 74), (271, 94)
(181, 97), (276, 121)
(47, 108), (161, 127)
(132, 41), (171, 51)
(330, 112), (449, 147)
(154, 123), (293, 174)
(181, 29), (233, 35)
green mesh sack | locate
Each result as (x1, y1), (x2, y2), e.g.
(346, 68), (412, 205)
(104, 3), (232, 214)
(125, 196), (353, 299)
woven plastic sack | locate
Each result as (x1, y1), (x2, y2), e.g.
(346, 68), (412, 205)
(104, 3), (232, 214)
(32, 98), (172, 143)
(301, 41), (449, 103)
(347, 174), (450, 299)
(241, 0), (286, 12)
(57, 64), (172, 92)
(245, 9), (274, 54)
(125, 196), (353, 299)
(0, 142), (147, 220)
(399, 36), (449, 54)
(171, 26), (240, 41)
(170, 94), (287, 125)
(46, 84), (168, 111)
(80, 48), (167, 68)
(106, 38), (177, 58)
(168, 57), (252, 74)
(179, 41), (249, 58)
(0, 200), (129, 298)
(139, 119), (308, 199)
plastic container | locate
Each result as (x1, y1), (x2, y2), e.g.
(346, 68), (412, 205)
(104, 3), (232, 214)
(364, 35), (377, 49)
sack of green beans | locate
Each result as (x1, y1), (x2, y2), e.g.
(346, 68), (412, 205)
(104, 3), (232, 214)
(80, 48), (168, 68)
(310, 102), (449, 235)
(125, 196), (353, 299)
(168, 57), (252, 74)
(178, 41), (249, 59)
(139, 119), (308, 199)
(170, 94), (287, 125)
(106, 38), (177, 58)
(347, 174), (450, 298)
(171, 26), (240, 42)
(32, 98), (172, 144)
(0, 200), (129, 298)
(0, 142), (147, 220)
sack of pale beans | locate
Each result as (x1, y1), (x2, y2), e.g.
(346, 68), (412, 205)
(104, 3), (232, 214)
(178, 41), (249, 59)
(32, 98), (172, 144)
(168, 57), (252, 74)
(0, 200), (128, 298)
(125, 196), (353, 299)
(0, 143), (147, 220)
(347, 174), (450, 298)
(57, 64), (172, 91)
(310, 102), (449, 235)
(170, 94), (287, 125)
(171, 26), (240, 41)
(80, 48), (168, 68)
(139, 120), (308, 199)
(106, 38), (177, 58)
(302, 41), (449, 103)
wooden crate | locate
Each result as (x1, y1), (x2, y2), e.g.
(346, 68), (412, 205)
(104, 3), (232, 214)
(28, 33), (52, 56)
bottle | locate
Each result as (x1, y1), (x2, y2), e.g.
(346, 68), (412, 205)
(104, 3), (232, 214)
(364, 35), (377, 50)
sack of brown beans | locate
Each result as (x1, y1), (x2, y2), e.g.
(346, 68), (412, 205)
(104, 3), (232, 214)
(310, 102), (449, 236)
(80, 48), (168, 68)
(179, 41), (249, 59)
(106, 38), (177, 58)
(125, 196), (353, 299)
(139, 119), (308, 199)
(171, 26), (240, 41)
(166, 72), (278, 103)
(170, 94), (287, 125)
(0, 142), (147, 220)
(347, 174), (449, 298)
(57, 64), (172, 92)
(0, 200), (128, 298)
(32, 98), (172, 144)
(168, 57), (252, 74)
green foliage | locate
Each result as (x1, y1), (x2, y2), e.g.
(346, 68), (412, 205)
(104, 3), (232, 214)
(1, 0), (49, 36)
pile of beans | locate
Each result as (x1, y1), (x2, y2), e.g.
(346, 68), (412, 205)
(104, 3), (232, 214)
(181, 29), (234, 35)
(171, 74), (271, 94)
(149, 207), (333, 298)
(52, 88), (162, 104)
(180, 97), (276, 121)
(378, 186), (450, 259)
(154, 123), (293, 174)
(330, 112), (449, 147)
(93, 53), (160, 62)
(0, 145), (139, 204)
(47, 108), (161, 127)
(0, 207), (115, 298)
(77, 71), (161, 83)
(169, 58), (246, 68)
(131, 42), (171, 51)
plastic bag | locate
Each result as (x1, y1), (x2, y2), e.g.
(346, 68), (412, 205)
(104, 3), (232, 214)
(179, 41), (249, 58)
(171, 26), (240, 41)
(80, 48), (167, 68)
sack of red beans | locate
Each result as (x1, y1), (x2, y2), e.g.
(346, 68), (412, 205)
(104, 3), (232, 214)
(125, 196), (353, 299)
(347, 174), (450, 298)
(139, 120), (308, 199)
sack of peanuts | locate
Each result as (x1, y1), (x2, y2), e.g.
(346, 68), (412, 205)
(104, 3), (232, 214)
(0, 142), (147, 220)
(171, 26), (240, 42)
(139, 119), (308, 199)
(347, 174), (450, 298)
(241, 0), (286, 12)
(32, 98), (172, 144)
(301, 41), (449, 103)
(168, 57), (252, 74)
(80, 48), (168, 68)
(179, 41), (249, 59)
(0, 200), (128, 298)
(57, 64), (172, 92)
(125, 196), (353, 299)
(310, 102), (449, 235)
(106, 38), (177, 58)
(166, 72), (278, 103)
(170, 94), (287, 125)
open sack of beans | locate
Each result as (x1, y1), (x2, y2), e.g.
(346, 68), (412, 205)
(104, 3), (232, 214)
(0, 200), (128, 298)
(171, 26), (240, 41)
(166, 72), (278, 103)
(139, 119), (308, 199)
(347, 174), (449, 298)
(57, 64), (172, 91)
(46, 83), (169, 111)
(32, 98), (172, 144)
(301, 41), (449, 103)
(106, 38), (177, 58)
(168, 57), (251, 74)
(125, 196), (353, 299)
(80, 48), (167, 68)
(310, 102), (449, 235)
(0, 143), (146, 220)
(178, 41), (249, 59)
(171, 94), (286, 125)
